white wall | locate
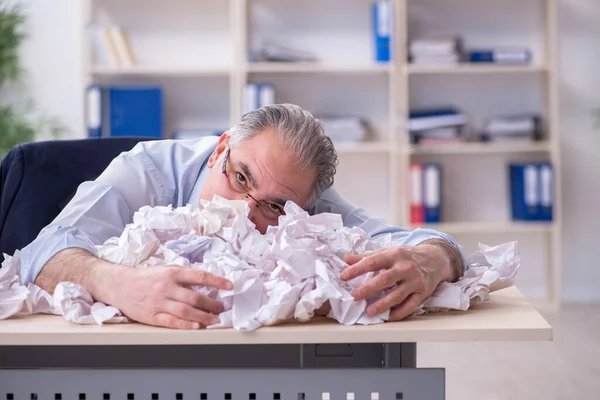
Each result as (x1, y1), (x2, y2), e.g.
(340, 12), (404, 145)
(19, 0), (84, 139)
(557, 0), (600, 302)
(17, 0), (600, 302)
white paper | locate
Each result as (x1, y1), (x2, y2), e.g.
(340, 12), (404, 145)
(0, 195), (522, 330)
(54, 282), (127, 325)
(0, 263), (29, 319)
(419, 241), (521, 313)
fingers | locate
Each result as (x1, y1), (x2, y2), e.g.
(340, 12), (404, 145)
(341, 249), (405, 281)
(170, 287), (225, 315)
(389, 293), (424, 321)
(365, 282), (412, 316)
(343, 249), (386, 266)
(351, 269), (398, 301)
(343, 254), (364, 266)
(175, 268), (233, 290)
(152, 313), (201, 330)
(163, 300), (221, 326)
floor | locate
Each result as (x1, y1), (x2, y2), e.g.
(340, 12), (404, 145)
(418, 304), (600, 400)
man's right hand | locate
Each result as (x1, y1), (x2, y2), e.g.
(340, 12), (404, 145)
(98, 265), (234, 330)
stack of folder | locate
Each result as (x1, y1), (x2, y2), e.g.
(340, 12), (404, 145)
(409, 108), (468, 145)
(318, 116), (368, 144)
(409, 37), (462, 66)
(481, 115), (542, 142)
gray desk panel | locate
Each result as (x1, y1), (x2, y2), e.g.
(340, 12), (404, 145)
(0, 368), (444, 400)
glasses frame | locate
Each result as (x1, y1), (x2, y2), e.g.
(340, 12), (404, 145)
(221, 146), (285, 218)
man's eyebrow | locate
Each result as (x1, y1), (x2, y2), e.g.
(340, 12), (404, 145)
(237, 161), (259, 188)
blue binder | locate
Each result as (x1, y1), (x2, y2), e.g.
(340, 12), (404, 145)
(423, 163), (442, 223)
(469, 49), (531, 64)
(85, 85), (102, 138)
(108, 86), (163, 137)
(510, 163), (553, 221)
(373, 1), (392, 63)
(538, 163), (553, 221)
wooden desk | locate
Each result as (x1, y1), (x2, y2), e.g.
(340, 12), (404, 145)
(0, 287), (551, 345)
(0, 287), (552, 400)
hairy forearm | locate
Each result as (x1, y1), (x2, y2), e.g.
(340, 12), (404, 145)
(419, 239), (464, 282)
(34, 248), (117, 301)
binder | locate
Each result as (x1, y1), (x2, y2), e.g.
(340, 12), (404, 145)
(409, 163), (424, 224)
(259, 83), (276, 107)
(509, 163), (540, 221)
(423, 163), (441, 223)
(373, 0), (392, 63)
(85, 85), (102, 138)
(539, 163), (553, 221)
(469, 48), (531, 64)
(243, 83), (260, 115)
(108, 86), (163, 137)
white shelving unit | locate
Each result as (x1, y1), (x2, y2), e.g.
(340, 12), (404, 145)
(82, 0), (561, 307)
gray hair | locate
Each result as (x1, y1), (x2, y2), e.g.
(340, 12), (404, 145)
(227, 104), (338, 208)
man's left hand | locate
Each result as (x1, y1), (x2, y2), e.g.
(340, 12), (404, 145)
(339, 243), (456, 321)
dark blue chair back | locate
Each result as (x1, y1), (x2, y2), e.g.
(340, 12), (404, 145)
(0, 137), (149, 263)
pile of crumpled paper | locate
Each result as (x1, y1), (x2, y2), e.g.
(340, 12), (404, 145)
(0, 196), (520, 331)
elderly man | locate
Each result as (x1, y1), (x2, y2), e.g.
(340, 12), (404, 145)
(20, 104), (463, 330)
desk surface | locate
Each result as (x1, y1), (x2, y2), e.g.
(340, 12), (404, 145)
(0, 287), (551, 346)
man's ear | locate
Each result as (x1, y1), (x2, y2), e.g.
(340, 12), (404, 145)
(207, 132), (230, 168)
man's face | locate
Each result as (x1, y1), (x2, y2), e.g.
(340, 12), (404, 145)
(200, 129), (317, 233)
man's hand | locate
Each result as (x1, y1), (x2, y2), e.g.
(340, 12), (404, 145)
(339, 242), (459, 321)
(96, 265), (233, 330)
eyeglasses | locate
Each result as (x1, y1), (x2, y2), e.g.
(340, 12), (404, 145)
(221, 146), (286, 219)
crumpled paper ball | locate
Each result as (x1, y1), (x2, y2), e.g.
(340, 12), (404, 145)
(0, 196), (521, 331)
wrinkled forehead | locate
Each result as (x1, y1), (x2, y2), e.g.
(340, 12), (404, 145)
(228, 142), (317, 207)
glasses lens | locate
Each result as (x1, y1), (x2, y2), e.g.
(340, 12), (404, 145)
(259, 202), (285, 219)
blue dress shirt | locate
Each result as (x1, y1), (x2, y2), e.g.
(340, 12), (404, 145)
(19, 137), (463, 285)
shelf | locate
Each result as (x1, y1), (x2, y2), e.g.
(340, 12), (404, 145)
(89, 66), (231, 77)
(334, 142), (392, 154)
(247, 62), (394, 74)
(412, 221), (554, 235)
(408, 141), (551, 155)
(405, 63), (547, 75)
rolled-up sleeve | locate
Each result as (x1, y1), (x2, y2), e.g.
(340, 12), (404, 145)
(312, 187), (466, 270)
(19, 146), (171, 285)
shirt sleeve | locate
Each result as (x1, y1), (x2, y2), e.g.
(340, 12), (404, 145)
(312, 186), (466, 269)
(18, 142), (174, 285)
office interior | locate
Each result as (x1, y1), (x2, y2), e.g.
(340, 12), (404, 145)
(1, 0), (599, 399)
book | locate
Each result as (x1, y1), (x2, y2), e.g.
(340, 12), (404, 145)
(95, 27), (120, 68)
(108, 27), (136, 68)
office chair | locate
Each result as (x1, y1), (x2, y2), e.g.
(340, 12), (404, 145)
(0, 137), (151, 263)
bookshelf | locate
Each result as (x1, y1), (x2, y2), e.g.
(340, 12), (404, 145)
(82, 0), (561, 307)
